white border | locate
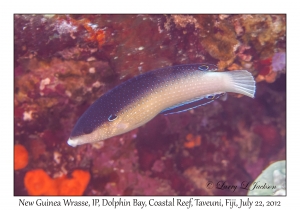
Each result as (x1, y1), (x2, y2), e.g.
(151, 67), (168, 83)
(3, 0), (295, 208)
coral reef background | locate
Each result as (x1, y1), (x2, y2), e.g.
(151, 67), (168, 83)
(14, 14), (286, 195)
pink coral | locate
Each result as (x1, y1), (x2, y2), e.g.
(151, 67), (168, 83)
(272, 52), (286, 72)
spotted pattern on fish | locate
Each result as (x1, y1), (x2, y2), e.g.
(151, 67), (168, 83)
(68, 64), (255, 146)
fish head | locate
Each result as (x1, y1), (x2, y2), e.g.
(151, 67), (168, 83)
(67, 102), (133, 147)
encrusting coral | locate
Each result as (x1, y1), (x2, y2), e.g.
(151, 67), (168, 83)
(14, 144), (29, 170)
(58, 170), (91, 195)
(24, 169), (57, 195)
(24, 169), (90, 195)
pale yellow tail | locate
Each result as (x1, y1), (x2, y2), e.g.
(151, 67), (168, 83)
(226, 70), (256, 98)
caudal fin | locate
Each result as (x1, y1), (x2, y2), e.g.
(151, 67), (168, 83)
(226, 70), (256, 98)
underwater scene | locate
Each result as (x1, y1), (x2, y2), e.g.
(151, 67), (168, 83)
(14, 14), (286, 196)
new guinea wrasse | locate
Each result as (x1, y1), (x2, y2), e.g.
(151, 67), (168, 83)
(68, 64), (256, 147)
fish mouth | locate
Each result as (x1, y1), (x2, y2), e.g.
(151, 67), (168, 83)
(67, 138), (78, 147)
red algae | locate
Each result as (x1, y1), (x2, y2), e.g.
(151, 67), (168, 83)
(14, 14), (285, 196)
(29, 139), (46, 160)
(184, 134), (202, 148)
(79, 18), (106, 47)
(253, 124), (281, 157)
(255, 57), (272, 76)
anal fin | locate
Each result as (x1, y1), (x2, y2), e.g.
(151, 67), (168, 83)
(160, 93), (225, 115)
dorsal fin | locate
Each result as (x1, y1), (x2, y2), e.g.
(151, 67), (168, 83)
(160, 93), (225, 115)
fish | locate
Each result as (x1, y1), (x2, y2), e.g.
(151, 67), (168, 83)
(68, 64), (256, 147)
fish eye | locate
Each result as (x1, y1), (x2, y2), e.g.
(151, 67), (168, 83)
(206, 95), (215, 100)
(108, 114), (118, 122)
(83, 127), (93, 134)
(198, 65), (209, 71)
